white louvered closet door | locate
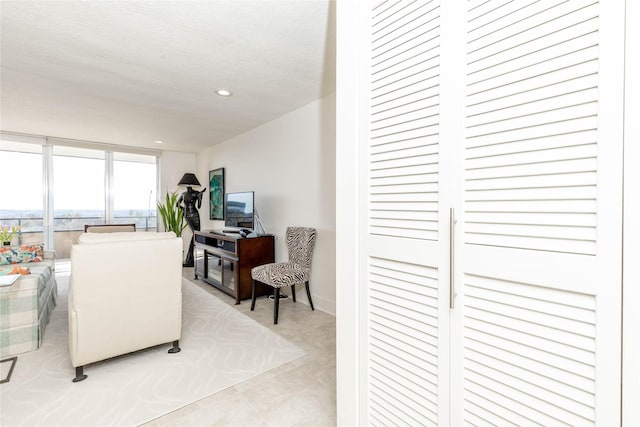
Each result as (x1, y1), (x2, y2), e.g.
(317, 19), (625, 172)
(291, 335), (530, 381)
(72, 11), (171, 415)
(452, 1), (624, 425)
(361, 1), (452, 425)
(355, 0), (624, 425)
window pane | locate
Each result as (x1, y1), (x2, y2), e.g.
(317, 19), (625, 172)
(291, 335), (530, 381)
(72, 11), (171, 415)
(0, 143), (43, 245)
(113, 153), (157, 231)
(53, 147), (105, 231)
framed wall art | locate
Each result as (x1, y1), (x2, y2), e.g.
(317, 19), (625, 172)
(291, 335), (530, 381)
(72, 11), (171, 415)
(209, 167), (225, 220)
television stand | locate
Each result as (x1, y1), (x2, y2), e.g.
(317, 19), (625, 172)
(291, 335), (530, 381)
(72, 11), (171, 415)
(193, 230), (274, 304)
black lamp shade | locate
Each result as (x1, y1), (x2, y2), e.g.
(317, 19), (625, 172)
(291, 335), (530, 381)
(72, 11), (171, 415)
(178, 173), (201, 187)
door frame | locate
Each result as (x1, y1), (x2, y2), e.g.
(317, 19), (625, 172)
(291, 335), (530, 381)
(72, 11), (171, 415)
(335, 0), (362, 425)
(623, 0), (640, 424)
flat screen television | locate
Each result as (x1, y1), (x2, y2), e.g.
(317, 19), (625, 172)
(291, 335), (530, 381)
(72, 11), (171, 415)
(224, 191), (254, 230)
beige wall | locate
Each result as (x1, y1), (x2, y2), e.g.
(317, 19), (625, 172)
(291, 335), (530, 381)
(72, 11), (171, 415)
(197, 94), (336, 315)
(160, 150), (197, 255)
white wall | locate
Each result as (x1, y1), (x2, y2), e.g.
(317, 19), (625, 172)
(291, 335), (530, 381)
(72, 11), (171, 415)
(160, 150), (197, 254)
(197, 94), (336, 315)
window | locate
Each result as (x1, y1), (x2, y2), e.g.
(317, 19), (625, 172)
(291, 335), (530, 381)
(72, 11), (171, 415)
(0, 133), (159, 257)
(53, 146), (106, 231)
(113, 152), (157, 230)
(0, 139), (44, 245)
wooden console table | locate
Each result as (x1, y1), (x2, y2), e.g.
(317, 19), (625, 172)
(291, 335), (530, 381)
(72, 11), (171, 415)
(193, 230), (275, 304)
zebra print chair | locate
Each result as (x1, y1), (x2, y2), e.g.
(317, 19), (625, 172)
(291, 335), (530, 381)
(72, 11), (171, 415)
(250, 227), (317, 324)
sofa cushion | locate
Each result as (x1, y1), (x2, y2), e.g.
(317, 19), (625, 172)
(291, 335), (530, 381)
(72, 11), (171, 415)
(0, 244), (44, 265)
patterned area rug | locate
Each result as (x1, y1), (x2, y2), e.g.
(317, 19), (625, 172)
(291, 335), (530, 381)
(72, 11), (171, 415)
(0, 273), (305, 426)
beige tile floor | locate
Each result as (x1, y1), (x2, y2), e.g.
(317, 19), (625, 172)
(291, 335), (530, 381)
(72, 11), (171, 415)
(143, 268), (337, 427)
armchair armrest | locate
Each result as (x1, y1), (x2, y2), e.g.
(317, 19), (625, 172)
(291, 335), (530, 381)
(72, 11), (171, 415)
(44, 250), (56, 260)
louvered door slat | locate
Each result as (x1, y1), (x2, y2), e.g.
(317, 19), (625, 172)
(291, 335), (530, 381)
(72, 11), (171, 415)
(463, 399), (519, 426)
(371, 192), (438, 203)
(465, 131), (597, 158)
(465, 211), (596, 227)
(372, 24), (439, 70)
(467, 87), (598, 128)
(466, 158), (597, 181)
(371, 149), (439, 170)
(371, 122), (439, 147)
(372, 104), (438, 130)
(466, 185), (596, 201)
(372, 98), (439, 126)
(467, 0), (538, 32)
(371, 42), (439, 80)
(467, 60), (598, 108)
(465, 172), (597, 192)
(464, 369), (590, 426)
(465, 222), (595, 247)
(468, 1), (596, 52)
(466, 358), (594, 420)
(468, 34), (599, 90)
(467, 143), (598, 170)
(464, 301), (594, 350)
(467, 102), (597, 139)
(467, 2), (598, 68)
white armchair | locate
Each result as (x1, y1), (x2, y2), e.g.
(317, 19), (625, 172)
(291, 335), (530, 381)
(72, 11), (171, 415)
(68, 232), (183, 382)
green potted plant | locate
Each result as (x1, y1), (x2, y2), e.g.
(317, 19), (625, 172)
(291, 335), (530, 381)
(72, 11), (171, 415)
(1, 225), (21, 246)
(157, 191), (187, 237)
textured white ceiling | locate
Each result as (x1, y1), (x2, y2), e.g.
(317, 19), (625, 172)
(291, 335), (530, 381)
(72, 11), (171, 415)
(0, 0), (335, 153)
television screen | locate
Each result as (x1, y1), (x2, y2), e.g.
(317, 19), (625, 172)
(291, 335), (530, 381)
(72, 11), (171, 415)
(224, 191), (254, 229)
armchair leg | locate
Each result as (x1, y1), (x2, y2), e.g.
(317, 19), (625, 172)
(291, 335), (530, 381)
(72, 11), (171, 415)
(168, 340), (181, 354)
(305, 281), (315, 311)
(251, 280), (257, 311)
(274, 288), (280, 324)
(291, 284), (296, 302)
(72, 366), (87, 383)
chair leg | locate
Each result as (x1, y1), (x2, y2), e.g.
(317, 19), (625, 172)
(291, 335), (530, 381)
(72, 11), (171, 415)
(168, 340), (181, 353)
(251, 280), (257, 311)
(274, 288), (280, 324)
(72, 366), (87, 383)
(305, 281), (315, 311)
(291, 284), (296, 302)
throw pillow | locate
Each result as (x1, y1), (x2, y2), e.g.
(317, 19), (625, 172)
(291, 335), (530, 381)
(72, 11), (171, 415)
(0, 243), (44, 265)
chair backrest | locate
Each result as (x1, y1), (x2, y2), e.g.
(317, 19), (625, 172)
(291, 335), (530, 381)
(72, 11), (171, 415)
(84, 224), (136, 233)
(286, 227), (317, 269)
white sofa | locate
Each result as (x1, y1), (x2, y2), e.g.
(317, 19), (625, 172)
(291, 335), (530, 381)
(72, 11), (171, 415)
(68, 231), (183, 382)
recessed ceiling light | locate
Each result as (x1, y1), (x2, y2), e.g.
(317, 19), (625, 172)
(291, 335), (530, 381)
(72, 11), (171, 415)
(216, 89), (232, 97)
(154, 140), (164, 144)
